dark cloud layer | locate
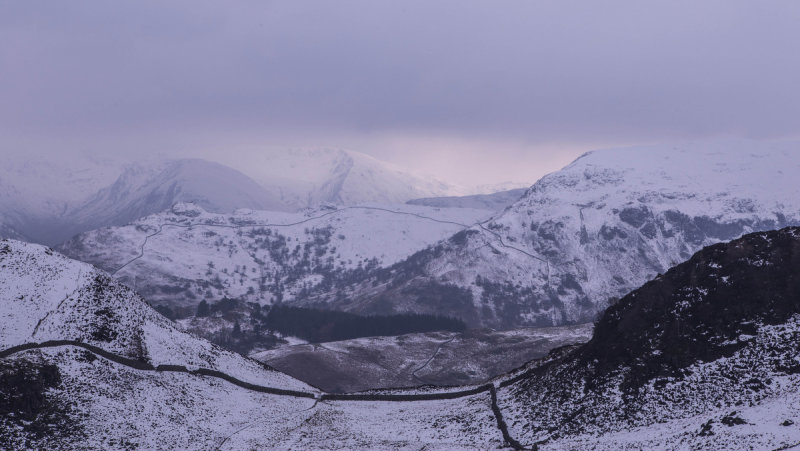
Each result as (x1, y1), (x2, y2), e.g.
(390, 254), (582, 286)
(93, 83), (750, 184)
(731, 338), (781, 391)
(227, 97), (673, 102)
(2, 1), (799, 184)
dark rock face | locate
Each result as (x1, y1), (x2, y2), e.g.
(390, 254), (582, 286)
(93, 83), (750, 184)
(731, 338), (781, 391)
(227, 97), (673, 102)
(583, 227), (800, 389)
(503, 227), (800, 440)
(0, 359), (77, 444)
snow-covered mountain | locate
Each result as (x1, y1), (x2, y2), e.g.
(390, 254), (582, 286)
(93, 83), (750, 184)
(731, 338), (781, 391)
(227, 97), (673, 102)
(59, 202), (492, 311)
(0, 153), (124, 245)
(66, 159), (289, 229)
(0, 149), (468, 245)
(0, 156), (289, 245)
(4, 228), (800, 449)
(313, 140), (800, 328)
(230, 148), (469, 208)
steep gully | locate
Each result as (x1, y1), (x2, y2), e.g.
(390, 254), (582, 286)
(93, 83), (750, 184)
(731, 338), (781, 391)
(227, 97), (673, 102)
(32, 269), (83, 337)
(1, 341), (530, 450)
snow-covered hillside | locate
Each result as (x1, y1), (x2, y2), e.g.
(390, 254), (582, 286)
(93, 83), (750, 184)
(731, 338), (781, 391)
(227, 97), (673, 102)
(0, 238), (506, 449)
(59, 202), (492, 310)
(319, 140), (800, 327)
(0, 239), (314, 392)
(229, 148), (469, 208)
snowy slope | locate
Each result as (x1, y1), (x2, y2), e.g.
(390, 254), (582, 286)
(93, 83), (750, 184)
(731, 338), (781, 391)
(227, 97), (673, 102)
(0, 239), (314, 391)
(326, 140), (800, 327)
(59, 202), (492, 309)
(3, 344), (502, 450)
(0, 238), (506, 449)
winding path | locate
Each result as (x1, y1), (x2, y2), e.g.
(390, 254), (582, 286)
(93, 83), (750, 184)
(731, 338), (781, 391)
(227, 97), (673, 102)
(411, 335), (456, 384)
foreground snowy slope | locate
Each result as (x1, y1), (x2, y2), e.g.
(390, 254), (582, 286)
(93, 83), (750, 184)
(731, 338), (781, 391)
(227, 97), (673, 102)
(60, 202), (491, 309)
(0, 239), (507, 449)
(3, 345), (503, 450)
(321, 140), (800, 327)
(0, 239), (314, 392)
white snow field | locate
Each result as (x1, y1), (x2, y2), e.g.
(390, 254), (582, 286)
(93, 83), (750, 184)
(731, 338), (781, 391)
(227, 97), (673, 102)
(61, 202), (493, 308)
(330, 140), (800, 328)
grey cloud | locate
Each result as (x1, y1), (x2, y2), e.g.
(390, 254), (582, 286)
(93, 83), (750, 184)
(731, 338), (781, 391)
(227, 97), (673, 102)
(2, 1), (799, 181)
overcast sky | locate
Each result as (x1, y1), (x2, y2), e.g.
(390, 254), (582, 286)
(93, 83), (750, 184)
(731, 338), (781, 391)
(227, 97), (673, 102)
(2, 1), (800, 185)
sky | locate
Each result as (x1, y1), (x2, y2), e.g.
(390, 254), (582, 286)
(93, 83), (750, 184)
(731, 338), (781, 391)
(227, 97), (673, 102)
(2, 1), (800, 186)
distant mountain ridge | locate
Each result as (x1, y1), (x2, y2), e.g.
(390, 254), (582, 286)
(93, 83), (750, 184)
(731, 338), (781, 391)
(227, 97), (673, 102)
(59, 202), (492, 311)
(0, 156), (290, 245)
(67, 159), (289, 228)
(0, 150), (464, 245)
(309, 140), (800, 328)
(234, 148), (468, 209)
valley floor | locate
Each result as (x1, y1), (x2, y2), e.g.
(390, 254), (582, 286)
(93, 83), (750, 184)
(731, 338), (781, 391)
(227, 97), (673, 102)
(252, 324), (593, 392)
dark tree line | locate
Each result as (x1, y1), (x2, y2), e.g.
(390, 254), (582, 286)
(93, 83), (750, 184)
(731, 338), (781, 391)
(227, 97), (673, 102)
(264, 305), (466, 343)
